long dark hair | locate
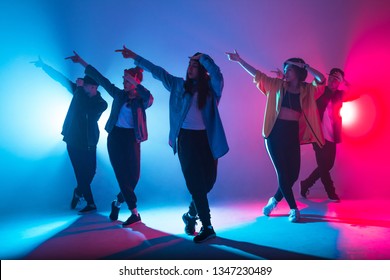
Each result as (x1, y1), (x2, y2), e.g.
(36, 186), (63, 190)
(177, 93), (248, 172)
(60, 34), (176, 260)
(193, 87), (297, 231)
(184, 53), (210, 110)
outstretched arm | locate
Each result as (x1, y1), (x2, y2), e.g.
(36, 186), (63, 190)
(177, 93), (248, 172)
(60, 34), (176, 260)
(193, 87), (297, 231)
(115, 45), (137, 60)
(31, 56), (76, 93)
(66, 51), (122, 98)
(30, 56), (45, 68)
(65, 51), (88, 68)
(116, 45), (177, 92)
(226, 50), (280, 96)
(225, 49), (257, 77)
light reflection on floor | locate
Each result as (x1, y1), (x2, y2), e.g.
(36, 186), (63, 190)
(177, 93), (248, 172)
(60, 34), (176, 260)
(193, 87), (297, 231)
(1, 199), (389, 260)
(0, 215), (79, 259)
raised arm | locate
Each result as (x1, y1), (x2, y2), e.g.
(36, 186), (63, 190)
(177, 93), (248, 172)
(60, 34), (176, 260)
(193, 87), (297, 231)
(225, 49), (257, 77)
(197, 54), (224, 99)
(116, 45), (179, 92)
(31, 56), (76, 93)
(306, 65), (325, 84)
(286, 60), (325, 84)
(65, 51), (88, 68)
(66, 51), (120, 98)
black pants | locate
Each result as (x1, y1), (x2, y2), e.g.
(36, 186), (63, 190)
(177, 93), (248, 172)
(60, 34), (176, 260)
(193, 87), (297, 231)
(304, 140), (337, 195)
(67, 144), (96, 205)
(107, 126), (140, 210)
(178, 129), (217, 227)
(265, 119), (300, 209)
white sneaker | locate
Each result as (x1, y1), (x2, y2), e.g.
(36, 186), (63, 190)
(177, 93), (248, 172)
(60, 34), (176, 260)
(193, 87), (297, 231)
(288, 208), (300, 223)
(263, 197), (278, 216)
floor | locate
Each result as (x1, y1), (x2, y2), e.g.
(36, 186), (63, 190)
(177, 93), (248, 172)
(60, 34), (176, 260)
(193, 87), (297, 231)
(1, 198), (390, 260)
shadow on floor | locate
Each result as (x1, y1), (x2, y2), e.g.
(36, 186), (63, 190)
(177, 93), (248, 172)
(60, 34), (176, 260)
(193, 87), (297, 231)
(24, 213), (325, 260)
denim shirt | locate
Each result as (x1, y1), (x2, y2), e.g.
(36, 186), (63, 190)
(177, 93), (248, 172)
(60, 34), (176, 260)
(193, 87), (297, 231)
(85, 65), (153, 142)
(135, 54), (229, 159)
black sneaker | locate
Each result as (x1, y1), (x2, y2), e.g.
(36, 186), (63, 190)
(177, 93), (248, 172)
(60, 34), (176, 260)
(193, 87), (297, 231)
(300, 181), (310, 199)
(328, 193), (340, 202)
(109, 201), (120, 221)
(123, 214), (141, 227)
(78, 204), (97, 215)
(182, 213), (198, 235)
(193, 226), (216, 243)
(70, 188), (82, 209)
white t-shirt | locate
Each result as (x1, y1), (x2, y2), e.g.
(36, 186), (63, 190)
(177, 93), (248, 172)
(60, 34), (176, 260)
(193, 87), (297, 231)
(322, 101), (334, 142)
(181, 92), (206, 130)
(116, 103), (134, 128)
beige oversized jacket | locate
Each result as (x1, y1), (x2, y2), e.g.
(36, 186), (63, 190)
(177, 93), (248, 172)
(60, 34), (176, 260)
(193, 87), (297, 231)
(254, 70), (325, 147)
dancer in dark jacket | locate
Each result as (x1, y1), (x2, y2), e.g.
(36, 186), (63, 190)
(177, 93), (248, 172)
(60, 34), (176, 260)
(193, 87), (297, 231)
(66, 51), (153, 227)
(32, 56), (107, 214)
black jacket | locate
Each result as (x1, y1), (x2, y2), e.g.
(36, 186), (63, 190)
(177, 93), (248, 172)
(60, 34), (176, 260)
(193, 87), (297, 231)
(41, 63), (108, 148)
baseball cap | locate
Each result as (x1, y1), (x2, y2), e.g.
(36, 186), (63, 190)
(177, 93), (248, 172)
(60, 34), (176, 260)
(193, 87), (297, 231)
(83, 75), (98, 86)
(328, 68), (344, 82)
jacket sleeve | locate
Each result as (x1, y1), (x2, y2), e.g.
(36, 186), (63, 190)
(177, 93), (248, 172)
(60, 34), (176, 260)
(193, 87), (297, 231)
(136, 84), (154, 109)
(42, 64), (77, 94)
(253, 70), (282, 96)
(310, 79), (327, 100)
(85, 65), (121, 98)
(134, 55), (179, 93)
(199, 54), (224, 100)
(91, 94), (108, 116)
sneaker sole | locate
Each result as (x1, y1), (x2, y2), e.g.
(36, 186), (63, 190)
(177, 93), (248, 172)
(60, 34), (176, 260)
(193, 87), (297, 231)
(185, 230), (196, 235)
(109, 211), (120, 221)
(71, 199), (80, 210)
(300, 189), (309, 199)
(193, 233), (216, 243)
(263, 208), (276, 216)
(182, 214), (197, 235)
(78, 209), (97, 215)
(122, 220), (141, 227)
